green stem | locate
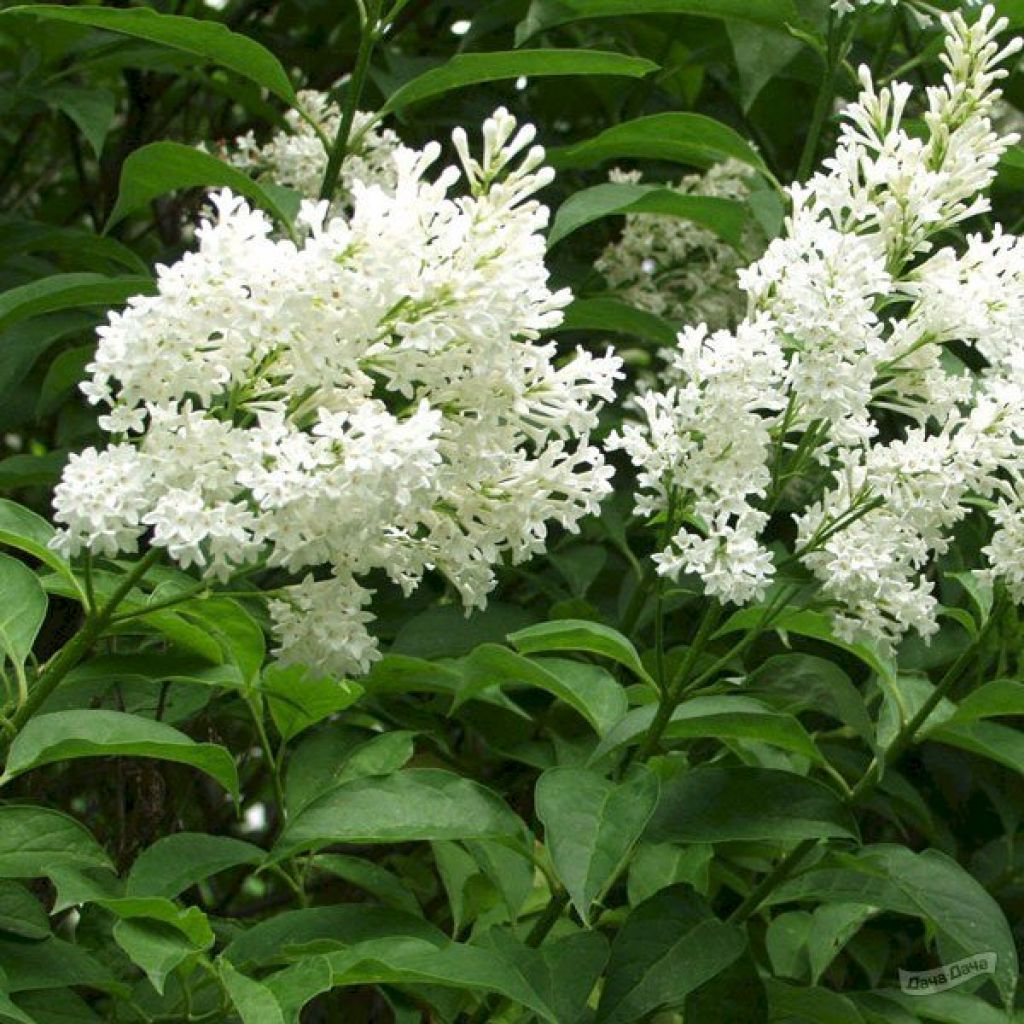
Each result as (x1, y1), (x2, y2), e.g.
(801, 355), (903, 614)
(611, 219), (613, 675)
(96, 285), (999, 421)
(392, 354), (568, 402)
(319, 0), (381, 202)
(797, 11), (858, 181)
(1, 547), (162, 759)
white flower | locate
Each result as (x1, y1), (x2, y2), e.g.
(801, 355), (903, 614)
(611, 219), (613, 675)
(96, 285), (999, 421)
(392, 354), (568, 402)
(54, 108), (622, 676)
(619, 6), (1024, 651)
(228, 90), (401, 200)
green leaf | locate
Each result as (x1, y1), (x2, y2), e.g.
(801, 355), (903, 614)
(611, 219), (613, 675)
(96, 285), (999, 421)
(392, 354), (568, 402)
(392, 602), (538, 660)
(536, 766), (659, 923)
(0, 990), (34, 1024)
(596, 884), (747, 1024)
(313, 855), (421, 916)
(39, 86), (115, 158)
(36, 344), (93, 419)
(223, 905), (445, 967)
(0, 936), (120, 994)
(463, 644), (629, 735)
(747, 653), (874, 741)
(591, 695), (824, 763)
(645, 765), (858, 844)
(4, 6), (297, 104)
(927, 720), (1024, 776)
(8, 990), (102, 1024)
(628, 842), (713, 905)
(862, 846), (1018, 1008)
(940, 679), (1024, 725)
(0, 312), (94, 402)
(726, 22), (804, 112)
(553, 296), (679, 347)
(480, 930), (610, 1024)
(112, 918), (201, 994)
(517, 0), (801, 42)
(379, 50), (657, 114)
(765, 979), (866, 1024)
(0, 221), (147, 276)
(0, 552), (46, 671)
(549, 184), (746, 248)
(0, 881), (50, 940)
(508, 618), (653, 684)
(107, 142), (300, 230)
(218, 959), (286, 1024)
(0, 453), (67, 491)
(262, 664), (363, 743)
(264, 938), (558, 1023)
(127, 833), (263, 899)
(277, 769), (525, 854)
(0, 806), (112, 879)
(547, 113), (769, 176)
(715, 606), (896, 687)
(2, 710), (240, 800)
(0, 274), (153, 334)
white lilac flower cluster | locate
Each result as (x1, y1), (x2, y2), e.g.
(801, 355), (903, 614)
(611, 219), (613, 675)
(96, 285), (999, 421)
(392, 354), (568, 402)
(595, 160), (753, 330)
(52, 109), (621, 676)
(229, 90), (401, 199)
(832, 0), (982, 16)
(612, 6), (1024, 653)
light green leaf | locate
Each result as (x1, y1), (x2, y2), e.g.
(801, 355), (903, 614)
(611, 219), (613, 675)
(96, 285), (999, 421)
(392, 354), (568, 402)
(107, 142), (300, 229)
(549, 183), (746, 248)
(0, 806), (112, 880)
(127, 833), (263, 899)
(536, 766), (659, 923)
(596, 884), (747, 1024)
(645, 765), (858, 844)
(508, 618), (653, 684)
(2, 710), (239, 800)
(277, 769), (525, 854)
(463, 644), (629, 735)
(0, 274), (153, 334)
(380, 50), (658, 114)
(4, 6), (297, 104)
(517, 0), (802, 42)
(0, 552), (46, 671)
(547, 113), (769, 176)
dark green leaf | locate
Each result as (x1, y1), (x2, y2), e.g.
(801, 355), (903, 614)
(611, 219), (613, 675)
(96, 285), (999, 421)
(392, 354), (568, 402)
(5, 6), (297, 103)
(645, 765), (858, 844)
(553, 296), (679, 347)
(0, 806), (112, 880)
(547, 113), (769, 176)
(107, 142), (300, 229)
(380, 50), (658, 114)
(596, 885), (747, 1024)
(549, 184), (746, 248)
(0, 552), (47, 670)
(127, 833), (263, 899)
(517, 0), (802, 42)
(0, 274), (153, 334)
(0, 881), (49, 940)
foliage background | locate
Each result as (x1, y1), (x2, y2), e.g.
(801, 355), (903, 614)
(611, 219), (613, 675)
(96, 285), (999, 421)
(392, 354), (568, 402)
(1, 0), (1023, 1022)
